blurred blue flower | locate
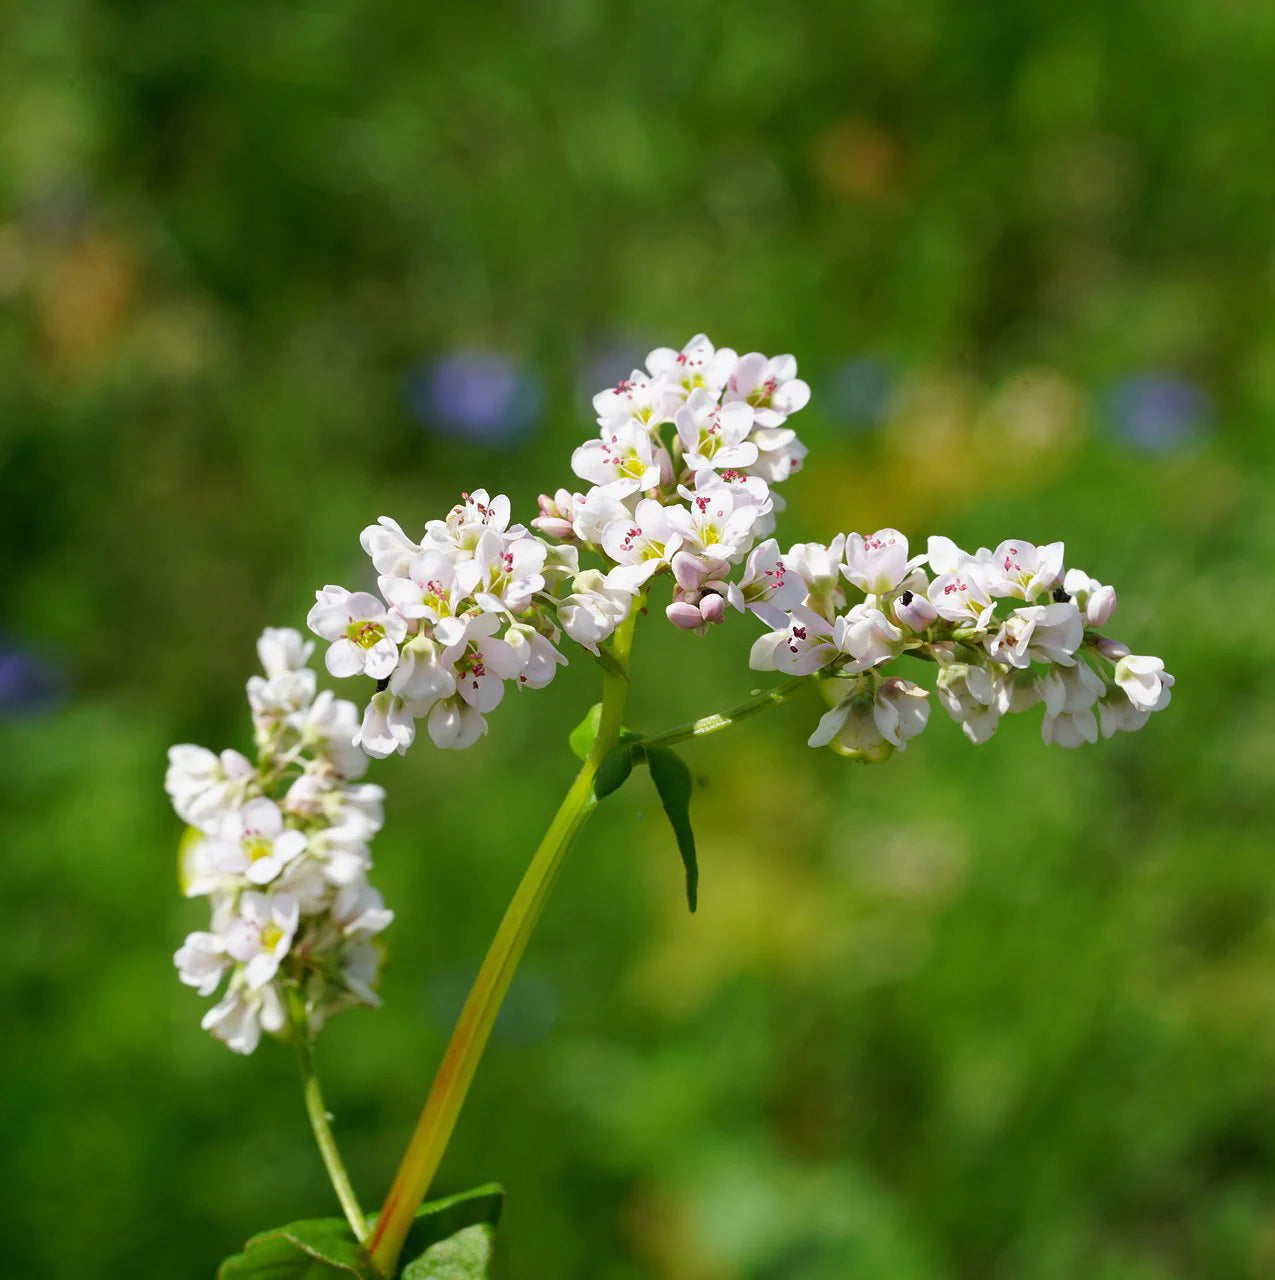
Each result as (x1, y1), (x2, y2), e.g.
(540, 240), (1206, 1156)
(1105, 372), (1212, 453)
(406, 350), (541, 445)
(824, 355), (897, 431)
(0, 639), (66, 717)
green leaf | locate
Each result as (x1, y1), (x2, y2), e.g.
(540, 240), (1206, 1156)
(218, 1185), (504, 1280)
(592, 742), (635, 799)
(592, 645), (630, 682)
(400, 1225), (494, 1279)
(568, 703), (603, 761)
(217, 1219), (375, 1279)
(398, 1183), (504, 1263)
(645, 746), (698, 912)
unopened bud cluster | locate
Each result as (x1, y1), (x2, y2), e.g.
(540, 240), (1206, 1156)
(166, 629), (392, 1053)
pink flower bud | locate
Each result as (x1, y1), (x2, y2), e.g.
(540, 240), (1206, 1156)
(666, 601), (703, 631)
(699, 593), (727, 625)
(893, 589), (937, 632)
(1094, 635), (1130, 661)
(1085, 585), (1117, 627)
(671, 551), (709, 592)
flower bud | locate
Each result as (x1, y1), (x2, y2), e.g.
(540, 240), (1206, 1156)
(1094, 636), (1130, 662)
(666, 601), (704, 631)
(1085, 584), (1117, 627)
(892, 588), (937, 632)
(699, 593), (727, 625)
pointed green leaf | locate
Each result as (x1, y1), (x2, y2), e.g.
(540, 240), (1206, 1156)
(398, 1183), (504, 1262)
(400, 1224), (494, 1279)
(592, 645), (630, 682)
(592, 742), (635, 799)
(645, 746), (698, 912)
(217, 1219), (375, 1279)
(568, 703), (603, 761)
(217, 1185), (504, 1280)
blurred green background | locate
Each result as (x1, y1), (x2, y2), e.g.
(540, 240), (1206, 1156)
(3, 2), (1274, 1276)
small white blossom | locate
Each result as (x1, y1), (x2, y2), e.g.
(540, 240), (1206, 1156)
(724, 352), (811, 426)
(307, 587), (407, 680)
(1114, 654), (1174, 713)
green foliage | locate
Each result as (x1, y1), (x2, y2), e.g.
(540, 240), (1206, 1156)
(218, 1186), (503, 1280)
(644, 747), (699, 913)
(568, 704), (604, 762)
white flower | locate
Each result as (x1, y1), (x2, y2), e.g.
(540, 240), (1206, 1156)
(1114, 654), (1174, 713)
(226, 891), (300, 989)
(892, 588), (938, 632)
(333, 879), (394, 939)
(746, 424), (807, 484)
(1040, 709), (1099, 747)
(834, 604), (904, 672)
(201, 979), (287, 1055)
(425, 490), (516, 556)
(1038, 661), (1105, 748)
(602, 500), (684, 589)
(1097, 688), (1150, 737)
(307, 587), (407, 680)
(986, 601), (1084, 668)
(674, 390), (758, 472)
(807, 677), (926, 757)
(379, 549), (473, 625)
(427, 695), (488, 750)
(727, 538), (805, 626)
(928, 569), (995, 628)
(985, 540), (1065, 601)
(298, 690), (368, 779)
(784, 536), (848, 616)
(188, 797), (307, 893)
(504, 623), (568, 689)
(361, 516), (423, 576)
(665, 478), (769, 561)
(247, 667), (317, 725)
(724, 351), (811, 426)
(355, 691), (418, 759)
(570, 488), (629, 546)
(165, 745), (256, 831)
(646, 334), (738, 400)
(752, 605), (837, 676)
(468, 528), (548, 615)
(1063, 568), (1117, 627)
(387, 633), (458, 707)
(571, 422), (663, 498)
(174, 931), (229, 997)
(935, 662), (1008, 745)
(842, 529), (926, 596)
(925, 536), (993, 576)
(592, 370), (675, 432)
(1037, 661), (1106, 719)
(257, 627), (313, 677)
(558, 571), (634, 654)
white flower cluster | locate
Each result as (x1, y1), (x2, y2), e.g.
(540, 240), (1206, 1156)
(303, 334), (1170, 767)
(307, 336), (813, 756)
(166, 629), (392, 1053)
(748, 531), (1173, 758)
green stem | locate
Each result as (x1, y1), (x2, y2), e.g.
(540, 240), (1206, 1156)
(291, 997), (369, 1243)
(640, 674), (808, 752)
(366, 605), (640, 1277)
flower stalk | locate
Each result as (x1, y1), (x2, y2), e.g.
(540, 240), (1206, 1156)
(290, 994), (369, 1244)
(365, 605), (639, 1276)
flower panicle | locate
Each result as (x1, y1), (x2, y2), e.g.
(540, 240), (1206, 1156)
(166, 627), (393, 1054)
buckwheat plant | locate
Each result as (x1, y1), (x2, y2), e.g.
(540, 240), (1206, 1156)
(167, 336), (1173, 1278)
